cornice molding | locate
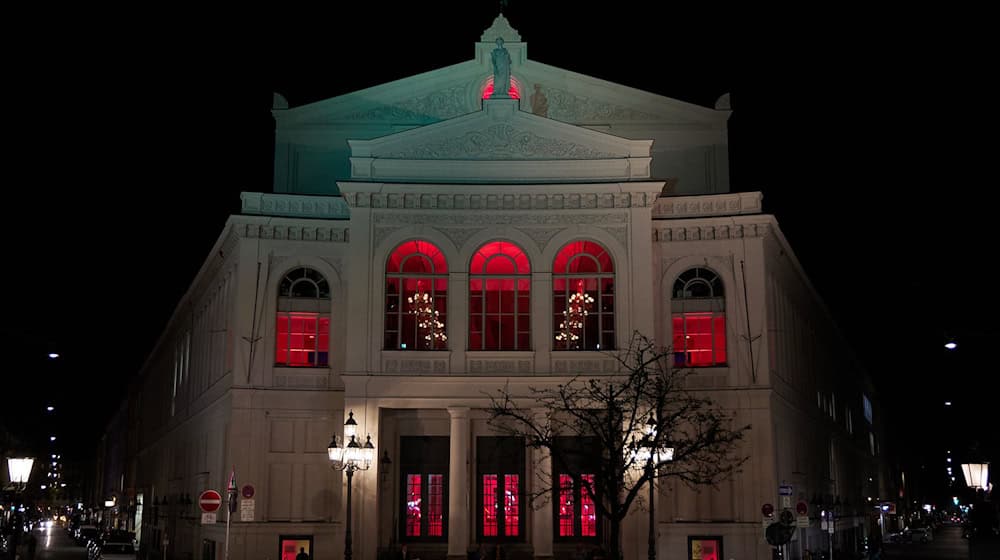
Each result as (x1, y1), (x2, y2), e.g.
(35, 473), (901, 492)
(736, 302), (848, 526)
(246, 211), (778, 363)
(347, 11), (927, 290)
(233, 221), (350, 243)
(343, 190), (657, 210)
(241, 192), (350, 220)
(652, 192), (763, 219)
(653, 222), (771, 242)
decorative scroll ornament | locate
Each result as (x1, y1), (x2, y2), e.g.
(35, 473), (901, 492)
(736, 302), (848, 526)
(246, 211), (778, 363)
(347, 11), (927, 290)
(555, 280), (594, 349)
(408, 281), (447, 348)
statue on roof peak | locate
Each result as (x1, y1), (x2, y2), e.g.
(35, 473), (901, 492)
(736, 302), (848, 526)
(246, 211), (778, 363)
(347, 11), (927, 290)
(491, 38), (512, 99)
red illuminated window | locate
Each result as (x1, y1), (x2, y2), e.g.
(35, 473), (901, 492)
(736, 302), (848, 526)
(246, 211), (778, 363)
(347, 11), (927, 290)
(405, 474), (422, 536)
(557, 473), (597, 538)
(276, 268), (330, 366)
(469, 241), (531, 351)
(477, 437), (524, 541)
(688, 536), (723, 560)
(553, 241), (615, 350)
(401, 436), (448, 542)
(385, 240), (448, 350)
(671, 268), (726, 367)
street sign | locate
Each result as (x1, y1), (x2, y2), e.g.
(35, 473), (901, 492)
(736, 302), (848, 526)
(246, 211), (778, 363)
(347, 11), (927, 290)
(762, 503), (775, 517)
(201, 512), (217, 525)
(781, 496), (791, 508)
(796, 501), (808, 515)
(778, 485), (793, 496)
(240, 499), (255, 522)
(779, 509), (795, 526)
(796, 516), (809, 528)
(241, 484), (255, 499)
(199, 490), (222, 513)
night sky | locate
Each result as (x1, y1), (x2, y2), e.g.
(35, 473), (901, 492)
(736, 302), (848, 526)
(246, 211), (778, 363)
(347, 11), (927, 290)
(3, 4), (995, 499)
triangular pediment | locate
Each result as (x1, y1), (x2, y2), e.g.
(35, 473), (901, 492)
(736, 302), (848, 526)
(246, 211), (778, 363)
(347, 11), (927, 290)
(347, 99), (652, 183)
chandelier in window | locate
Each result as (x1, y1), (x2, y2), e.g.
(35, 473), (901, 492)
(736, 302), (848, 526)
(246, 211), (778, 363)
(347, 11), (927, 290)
(556, 280), (594, 349)
(408, 281), (447, 347)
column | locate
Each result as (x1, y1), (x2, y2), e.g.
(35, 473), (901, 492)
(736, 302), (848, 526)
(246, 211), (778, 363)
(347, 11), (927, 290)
(531, 409), (553, 560)
(447, 407), (471, 560)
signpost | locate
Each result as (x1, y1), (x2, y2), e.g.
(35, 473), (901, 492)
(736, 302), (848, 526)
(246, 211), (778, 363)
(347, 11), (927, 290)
(200, 490), (222, 526)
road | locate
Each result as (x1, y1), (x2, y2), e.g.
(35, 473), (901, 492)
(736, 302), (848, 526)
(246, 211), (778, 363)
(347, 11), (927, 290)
(882, 523), (970, 560)
(35, 525), (86, 560)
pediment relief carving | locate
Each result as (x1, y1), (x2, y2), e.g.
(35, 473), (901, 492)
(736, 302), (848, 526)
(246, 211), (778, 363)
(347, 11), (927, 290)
(387, 123), (617, 160)
(345, 84), (478, 122)
(540, 86), (660, 122)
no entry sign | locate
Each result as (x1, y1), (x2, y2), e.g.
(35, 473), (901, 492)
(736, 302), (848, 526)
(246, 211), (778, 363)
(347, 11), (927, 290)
(199, 490), (222, 513)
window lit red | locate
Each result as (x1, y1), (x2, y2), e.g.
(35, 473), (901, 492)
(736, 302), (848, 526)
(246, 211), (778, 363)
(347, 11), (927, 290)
(504, 474), (519, 537)
(428, 474), (444, 536)
(580, 474), (596, 537)
(469, 241), (531, 350)
(672, 268), (726, 367)
(276, 267), (330, 367)
(558, 474), (574, 537)
(553, 241), (615, 350)
(406, 474), (422, 536)
(672, 314), (726, 366)
(276, 313), (330, 366)
(386, 241), (448, 350)
(482, 475), (498, 536)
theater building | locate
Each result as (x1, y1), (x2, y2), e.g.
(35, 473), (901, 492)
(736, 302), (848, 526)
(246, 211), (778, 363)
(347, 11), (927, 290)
(100, 15), (892, 560)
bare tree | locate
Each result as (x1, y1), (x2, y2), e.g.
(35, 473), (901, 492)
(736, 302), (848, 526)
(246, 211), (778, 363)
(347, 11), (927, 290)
(487, 331), (750, 560)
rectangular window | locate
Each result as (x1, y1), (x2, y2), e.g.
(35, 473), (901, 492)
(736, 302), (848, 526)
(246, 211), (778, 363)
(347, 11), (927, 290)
(558, 474), (574, 537)
(278, 536), (313, 560)
(428, 474), (444, 536)
(688, 536), (723, 560)
(504, 474), (519, 537)
(482, 475), (498, 536)
(672, 313), (726, 366)
(401, 437), (449, 542)
(405, 474), (422, 537)
(276, 313), (329, 366)
(863, 394), (873, 424)
(580, 474), (596, 537)
(477, 437), (524, 540)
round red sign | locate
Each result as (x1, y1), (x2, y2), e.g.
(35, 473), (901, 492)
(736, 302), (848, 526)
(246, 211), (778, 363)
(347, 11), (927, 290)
(796, 501), (809, 515)
(761, 503), (774, 517)
(199, 490), (222, 513)
(241, 484), (255, 499)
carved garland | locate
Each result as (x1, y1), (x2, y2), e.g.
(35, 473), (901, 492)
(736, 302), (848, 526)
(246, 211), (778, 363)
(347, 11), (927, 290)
(387, 124), (618, 160)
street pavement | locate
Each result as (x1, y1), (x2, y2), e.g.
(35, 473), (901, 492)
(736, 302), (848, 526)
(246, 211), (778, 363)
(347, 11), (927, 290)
(34, 525), (87, 560)
(882, 523), (970, 560)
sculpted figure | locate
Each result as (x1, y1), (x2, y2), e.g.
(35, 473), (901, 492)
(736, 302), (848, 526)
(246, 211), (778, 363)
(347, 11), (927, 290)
(531, 83), (548, 117)
(491, 37), (511, 98)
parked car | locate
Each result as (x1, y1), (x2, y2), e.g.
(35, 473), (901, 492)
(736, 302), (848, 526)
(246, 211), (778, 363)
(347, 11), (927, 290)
(882, 530), (904, 543)
(96, 541), (136, 560)
(906, 527), (933, 543)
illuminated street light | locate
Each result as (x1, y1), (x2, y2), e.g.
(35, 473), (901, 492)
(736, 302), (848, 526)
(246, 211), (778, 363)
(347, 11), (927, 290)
(960, 463), (990, 490)
(944, 342), (957, 350)
(48, 353), (59, 359)
(49, 436), (56, 441)
(46, 406), (54, 412)
(945, 401), (952, 406)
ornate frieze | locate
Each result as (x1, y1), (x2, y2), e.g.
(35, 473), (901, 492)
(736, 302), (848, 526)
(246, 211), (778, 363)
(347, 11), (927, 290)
(387, 124), (617, 160)
(241, 192), (351, 220)
(346, 85), (474, 122)
(552, 359), (618, 374)
(373, 212), (628, 226)
(520, 227), (563, 251)
(274, 374), (329, 388)
(239, 223), (350, 243)
(653, 192), (763, 219)
(541, 87), (659, 123)
(654, 223), (771, 242)
(346, 192), (654, 211)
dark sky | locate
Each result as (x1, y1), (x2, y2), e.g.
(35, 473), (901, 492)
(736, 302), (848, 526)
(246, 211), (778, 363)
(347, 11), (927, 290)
(3, 4), (995, 495)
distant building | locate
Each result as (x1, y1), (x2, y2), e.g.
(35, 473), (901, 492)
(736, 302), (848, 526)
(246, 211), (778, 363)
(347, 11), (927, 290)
(98, 15), (893, 560)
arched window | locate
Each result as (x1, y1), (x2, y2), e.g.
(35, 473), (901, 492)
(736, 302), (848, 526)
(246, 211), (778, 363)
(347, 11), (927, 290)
(276, 267), (330, 367)
(385, 240), (448, 350)
(552, 241), (615, 351)
(671, 267), (726, 367)
(469, 241), (530, 351)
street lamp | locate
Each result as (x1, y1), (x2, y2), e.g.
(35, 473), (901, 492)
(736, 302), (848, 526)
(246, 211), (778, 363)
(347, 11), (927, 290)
(5, 457), (34, 557)
(638, 415), (674, 560)
(960, 462), (990, 490)
(328, 411), (375, 560)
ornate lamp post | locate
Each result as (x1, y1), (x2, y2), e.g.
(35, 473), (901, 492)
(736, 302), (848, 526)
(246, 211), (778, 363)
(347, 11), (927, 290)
(5, 457), (34, 557)
(637, 415), (673, 560)
(961, 462), (990, 491)
(328, 411), (375, 560)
